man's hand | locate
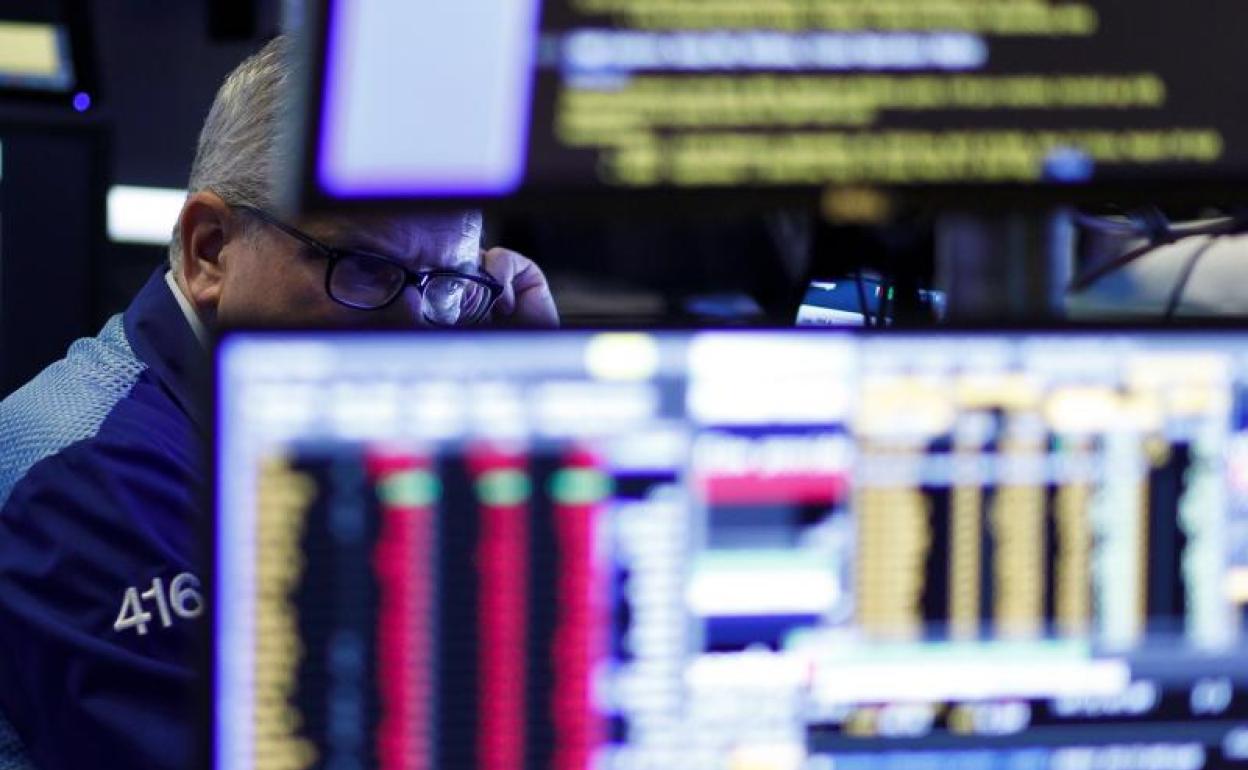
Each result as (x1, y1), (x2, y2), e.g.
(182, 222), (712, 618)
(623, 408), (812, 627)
(481, 247), (559, 328)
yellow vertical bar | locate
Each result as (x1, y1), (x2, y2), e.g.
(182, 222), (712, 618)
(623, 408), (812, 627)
(990, 437), (1046, 639)
(253, 456), (318, 769)
(948, 458), (981, 639)
(1139, 478), (1151, 634)
(855, 442), (931, 641)
(1054, 441), (1091, 636)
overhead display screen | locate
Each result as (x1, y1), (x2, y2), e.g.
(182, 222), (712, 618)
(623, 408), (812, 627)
(0, 1), (92, 107)
(306, 0), (1246, 203)
(0, 21), (74, 93)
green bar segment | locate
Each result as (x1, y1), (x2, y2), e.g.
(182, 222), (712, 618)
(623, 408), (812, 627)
(476, 469), (532, 506)
(377, 470), (440, 507)
(548, 468), (612, 505)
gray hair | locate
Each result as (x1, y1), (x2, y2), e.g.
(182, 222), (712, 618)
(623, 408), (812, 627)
(170, 35), (292, 269)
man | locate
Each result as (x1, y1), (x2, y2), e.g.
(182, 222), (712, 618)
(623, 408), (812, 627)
(0, 36), (556, 770)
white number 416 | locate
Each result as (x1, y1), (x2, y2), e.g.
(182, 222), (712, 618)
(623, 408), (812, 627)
(114, 573), (204, 636)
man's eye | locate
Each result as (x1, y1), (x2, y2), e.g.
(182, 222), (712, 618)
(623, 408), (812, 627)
(430, 279), (466, 298)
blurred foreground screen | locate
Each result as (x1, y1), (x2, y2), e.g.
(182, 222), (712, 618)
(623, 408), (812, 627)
(303, 0), (1245, 204)
(215, 329), (1248, 770)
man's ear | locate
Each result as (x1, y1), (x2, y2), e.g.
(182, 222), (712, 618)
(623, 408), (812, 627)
(177, 191), (234, 321)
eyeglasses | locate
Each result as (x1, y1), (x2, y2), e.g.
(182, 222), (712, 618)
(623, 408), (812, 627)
(231, 204), (503, 327)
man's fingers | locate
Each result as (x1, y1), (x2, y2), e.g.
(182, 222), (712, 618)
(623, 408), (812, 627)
(481, 247), (518, 316)
(481, 248), (559, 328)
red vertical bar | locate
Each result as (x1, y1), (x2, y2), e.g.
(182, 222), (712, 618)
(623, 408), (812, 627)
(470, 447), (529, 770)
(551, 451), (606, 770)
(369, 451), (434, 770)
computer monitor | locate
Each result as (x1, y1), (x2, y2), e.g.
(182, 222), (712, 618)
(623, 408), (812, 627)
(214, 328), (1248, 769)
(0, 0), (95, 109)
(295, 0), (1248, 210)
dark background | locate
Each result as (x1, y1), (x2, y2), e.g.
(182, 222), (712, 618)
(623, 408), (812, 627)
(0, 0), (285, 395)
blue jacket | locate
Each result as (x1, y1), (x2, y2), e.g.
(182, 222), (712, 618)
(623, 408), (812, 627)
(0, 269), (205, 770)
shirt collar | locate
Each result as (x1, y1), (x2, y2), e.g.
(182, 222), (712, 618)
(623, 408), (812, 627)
(164, 270), (208, 347)
(123, 267), (209, 432)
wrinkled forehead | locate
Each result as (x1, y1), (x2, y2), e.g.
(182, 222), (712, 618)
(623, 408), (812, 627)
(300, 210), (483, 269)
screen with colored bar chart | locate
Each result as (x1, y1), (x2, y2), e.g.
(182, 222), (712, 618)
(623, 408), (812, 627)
(214, 330), (1248, 770)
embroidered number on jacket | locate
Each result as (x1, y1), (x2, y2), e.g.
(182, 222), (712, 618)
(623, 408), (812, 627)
(114, 573), (204, 636)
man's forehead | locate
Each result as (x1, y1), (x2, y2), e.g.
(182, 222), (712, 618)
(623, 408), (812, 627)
(301, 210), (483, 266)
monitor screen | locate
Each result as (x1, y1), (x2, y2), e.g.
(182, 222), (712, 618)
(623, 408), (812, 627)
(215, 329), (1248, 770)
(0, 19), (73, 93)
(0, 1), (91, 106)
(300, 0), (1247, 205)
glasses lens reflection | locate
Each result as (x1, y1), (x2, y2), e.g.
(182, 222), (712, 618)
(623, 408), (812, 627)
(422, 275), (492, 326)
(329, 253), (405, 309)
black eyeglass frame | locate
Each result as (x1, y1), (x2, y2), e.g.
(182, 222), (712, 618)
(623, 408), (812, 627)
(230, 203), (504, 322)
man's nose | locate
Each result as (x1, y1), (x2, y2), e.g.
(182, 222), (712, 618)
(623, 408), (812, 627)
(375, 286), (430, 327)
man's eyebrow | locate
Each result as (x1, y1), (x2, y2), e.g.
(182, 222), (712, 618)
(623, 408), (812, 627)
(319, 229), (422, 260)
(327, 234), (399, 255)
(323, 217), (478, 251)
(324, 235), (480, 273)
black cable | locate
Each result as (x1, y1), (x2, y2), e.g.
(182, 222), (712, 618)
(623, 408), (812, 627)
(1163, 236), (1220, 320)
(1069, 239), (1167, 293)
(1069, 211), (1248, 293)
(876, 275), (891, 328)
(854, 270), (873, 328)
(1132, 206), (1175, 246)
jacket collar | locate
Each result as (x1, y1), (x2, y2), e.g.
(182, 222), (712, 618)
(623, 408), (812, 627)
(122, 267), (209, 432)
